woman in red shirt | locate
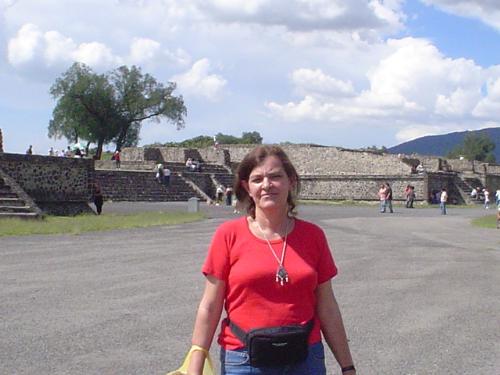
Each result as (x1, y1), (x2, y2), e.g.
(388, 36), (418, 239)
(188, 145), (356, 375)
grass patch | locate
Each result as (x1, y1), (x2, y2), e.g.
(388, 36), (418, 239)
(471, 215), (499, 229)
(0, 211), (205, 237)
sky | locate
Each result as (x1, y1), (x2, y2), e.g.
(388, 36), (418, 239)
(1, 0), (500, 154)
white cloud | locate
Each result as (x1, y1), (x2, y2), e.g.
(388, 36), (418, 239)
(7, 23), (41, 65)
(267, 37), (498, 142)
(197, 0), (405, 36)
(7, 23), (121, 69)
(43, 30), (76, 65)
(292, 68), (355, 97)
(72, 42), (120, 68)
(422, 0), (500, 30)
(164, 48), (191, 67)
(171, 58), (227, 100)
(128, 37), (160, 65)
(472, 77), (500, 117)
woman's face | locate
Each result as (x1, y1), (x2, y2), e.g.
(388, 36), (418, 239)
(243, 155), (294, 214)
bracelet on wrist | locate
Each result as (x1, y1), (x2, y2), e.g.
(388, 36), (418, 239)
(341, 364), (355, 373)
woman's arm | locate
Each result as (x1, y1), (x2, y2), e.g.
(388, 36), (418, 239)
(187, 274), (226, 375)
(316, 280), (356, 374)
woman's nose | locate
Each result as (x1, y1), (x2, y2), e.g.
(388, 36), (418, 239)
(262, 177), (271, 189)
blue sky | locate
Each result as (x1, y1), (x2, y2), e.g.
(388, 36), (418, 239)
(1, 0), (500, 154)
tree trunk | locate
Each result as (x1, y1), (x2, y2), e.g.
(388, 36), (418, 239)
(96, 138), (104, 160)
(115, 122), (131, 151)
(85, 141), (91, 156)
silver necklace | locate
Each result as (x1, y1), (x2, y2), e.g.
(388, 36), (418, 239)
(256, 218), (290, 286)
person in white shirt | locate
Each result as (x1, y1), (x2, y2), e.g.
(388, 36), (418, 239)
(163, 167), (171, 187)
(440, 188), (448, 215)
(483, 189), (490, 209)
(470, 188), (477, 199)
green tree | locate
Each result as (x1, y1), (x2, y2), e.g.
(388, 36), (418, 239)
(110, 65), (186, 150)
(49, 63), (119, 157)
(241, 131), (263, 144)
(49, 63), (186, 159)
(447, 133), (496, 162)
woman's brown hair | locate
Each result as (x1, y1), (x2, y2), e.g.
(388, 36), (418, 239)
(234, 145), (300, 218)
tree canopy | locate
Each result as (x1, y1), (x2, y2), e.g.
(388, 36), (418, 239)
(148, 131), (263, 148)
(49, 63), (186, 159)
(447, 133), (496, 163)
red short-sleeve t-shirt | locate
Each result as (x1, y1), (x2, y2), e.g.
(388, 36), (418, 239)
(202, 217), (338, 350)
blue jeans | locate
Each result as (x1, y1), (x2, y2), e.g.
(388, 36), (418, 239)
(380, 200), (386, 212)
(440, 202), (447, 215)
(220, 342), (326, 375)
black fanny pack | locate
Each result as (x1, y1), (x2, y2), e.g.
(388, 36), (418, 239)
(228, 319), (314, 367)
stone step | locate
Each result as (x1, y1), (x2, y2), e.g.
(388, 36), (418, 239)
(0, 186), (14, 194)
(0, 192), (18, 199)
(0, 197), (26, 206)
(0, 205), (34, 213)
(0, 212), (40, 219)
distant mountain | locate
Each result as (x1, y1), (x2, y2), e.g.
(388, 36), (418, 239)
(388, 127), (500, 161)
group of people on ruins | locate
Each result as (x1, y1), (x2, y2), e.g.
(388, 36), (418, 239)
(155, 162), (172, 188)
(185, 157), (202, 172)
(471, 186), (500, 210)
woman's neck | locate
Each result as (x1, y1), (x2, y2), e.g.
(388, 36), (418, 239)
(252, 208), (292, 239)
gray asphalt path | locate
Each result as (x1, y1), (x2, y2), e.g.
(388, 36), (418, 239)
(1, 203), (499, 374)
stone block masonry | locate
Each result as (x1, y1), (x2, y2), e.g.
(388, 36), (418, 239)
(0, 153), (93, 215)
(300, 175), (426, 201)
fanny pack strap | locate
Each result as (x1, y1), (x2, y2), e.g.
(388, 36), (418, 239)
(227, 318), (314, 346)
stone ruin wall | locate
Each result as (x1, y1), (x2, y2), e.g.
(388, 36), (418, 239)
(122, 146), (229, 165)
(220, 145), (413, 175)
(0, 152), (93, 214)
(123, 145), (413, 176)
(300, 175), (426, 201)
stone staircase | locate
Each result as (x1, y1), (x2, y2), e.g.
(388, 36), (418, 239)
(94, 160), (235, 202)
(94, 170), (206, 202)
(213, 173), (234, 189)
(455, 175), (484, 204)
(0, 170), (42, 219)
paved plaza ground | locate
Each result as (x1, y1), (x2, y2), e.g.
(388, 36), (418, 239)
(1, 203), (499, 374)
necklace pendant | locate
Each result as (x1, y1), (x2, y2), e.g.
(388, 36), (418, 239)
(276, 266), (289, 285)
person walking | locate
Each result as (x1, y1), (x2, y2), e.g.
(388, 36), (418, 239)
(484, 188), (490, 209)
(186, 145), (356, 375)
(378, 184), (387, 213)
(440, 188), (448, 215)
(155, 162), (164, 183)
(385, 183), (394, 213)
(495, 188), (500, 207)
(404, 185), (411, 208)
(225, 186), (233, 206)
(216, 185), (224, 205)
(163, 166), (171, 188)
(93, 183), (104, 215)
(26, 145), (33, 155)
